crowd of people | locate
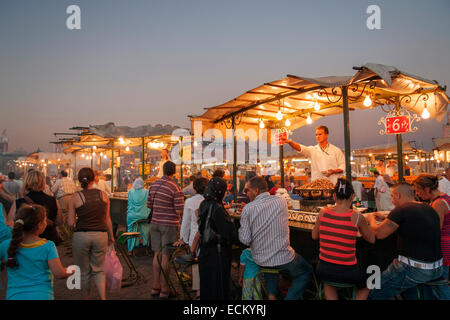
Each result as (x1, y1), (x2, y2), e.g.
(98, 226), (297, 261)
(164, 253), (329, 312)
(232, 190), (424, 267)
(0, 159), (449, 301)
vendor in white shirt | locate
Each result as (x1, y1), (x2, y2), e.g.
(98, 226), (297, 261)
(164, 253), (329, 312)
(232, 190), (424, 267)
(284, 125), (345, 185)
(157, 148), (171, 178)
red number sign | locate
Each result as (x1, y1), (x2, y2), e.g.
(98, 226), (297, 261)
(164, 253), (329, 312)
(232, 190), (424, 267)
(386, 116), (410, 134)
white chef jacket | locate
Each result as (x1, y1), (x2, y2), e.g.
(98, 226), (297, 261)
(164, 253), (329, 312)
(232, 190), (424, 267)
(439, 177), (450, 196)
(297, 143), (345, 185)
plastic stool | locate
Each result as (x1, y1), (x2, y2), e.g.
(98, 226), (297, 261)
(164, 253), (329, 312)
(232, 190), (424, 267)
(156, 243), (190, 299)
(320, 281), (357, 300)
(134, 219), (150, 255)
(256, 268), (283, 299)
(116, 232), (146, 287)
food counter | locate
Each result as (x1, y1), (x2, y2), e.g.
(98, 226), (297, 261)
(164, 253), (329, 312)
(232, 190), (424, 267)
(110, 192), (128, 232)
(230, 209), (397, 273)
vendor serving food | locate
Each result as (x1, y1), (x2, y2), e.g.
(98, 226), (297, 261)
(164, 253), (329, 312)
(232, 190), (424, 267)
(283, 125), (345, 185)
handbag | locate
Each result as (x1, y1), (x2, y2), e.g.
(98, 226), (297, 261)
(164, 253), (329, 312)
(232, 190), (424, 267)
(104, 245), (123, 292)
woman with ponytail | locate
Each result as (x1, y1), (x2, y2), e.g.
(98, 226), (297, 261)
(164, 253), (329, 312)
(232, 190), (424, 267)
(68, 167), (114, 300)
(0, 204), (72, 300)
(312, 178), (375, 300)
(414, 174), (450, 281)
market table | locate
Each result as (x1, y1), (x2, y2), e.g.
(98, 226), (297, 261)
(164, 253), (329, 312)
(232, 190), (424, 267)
(110, 193), (128, 235)
(230, 211), (398, 273)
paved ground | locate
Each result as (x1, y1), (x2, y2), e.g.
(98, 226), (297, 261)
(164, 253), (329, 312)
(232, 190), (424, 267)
(53, 228), (242, 300)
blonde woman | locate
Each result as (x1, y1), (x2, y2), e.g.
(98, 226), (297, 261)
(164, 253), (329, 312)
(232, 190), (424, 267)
(8, 170), (63, 245)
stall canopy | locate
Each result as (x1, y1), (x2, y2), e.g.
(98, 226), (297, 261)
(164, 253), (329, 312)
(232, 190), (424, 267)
(189, 63), (449, 187)
(26, 152), (73, 164)
(190, 63), (448, 135)
(353, 141), (431, 157)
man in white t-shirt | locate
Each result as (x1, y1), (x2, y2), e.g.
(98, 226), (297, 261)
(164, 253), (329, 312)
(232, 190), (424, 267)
(351, 173), (364, 202)
(284, 126), (345, 185)
(385, 160), (397, 177)
(93, 171), (112, 196)
(438, 167), (450, 196)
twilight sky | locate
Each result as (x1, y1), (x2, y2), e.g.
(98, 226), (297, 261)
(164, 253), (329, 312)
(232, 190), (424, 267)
(0, 0), (449, 153)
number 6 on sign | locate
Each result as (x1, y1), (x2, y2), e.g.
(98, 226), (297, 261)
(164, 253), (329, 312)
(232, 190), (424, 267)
(386, 116), (410, 134)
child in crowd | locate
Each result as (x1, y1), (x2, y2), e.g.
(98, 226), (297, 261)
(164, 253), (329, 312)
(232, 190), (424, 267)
(239, 248), (262, 300)
(0, 204), (72, 300)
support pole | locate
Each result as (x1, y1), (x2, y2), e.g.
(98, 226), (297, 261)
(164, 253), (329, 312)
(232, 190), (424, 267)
(118, 149), (121, 190)
(279, 144), (285, 188)
(91, 149), (93, 169)
(232, 116), (238, 201)
(342, 86), (352, 181)
(111, 141), (115, 192)
(180, 137), (184, 189)
(396, 97), (404, 182)
(74, 152), (77, 181)
(141, 137), (145, 180)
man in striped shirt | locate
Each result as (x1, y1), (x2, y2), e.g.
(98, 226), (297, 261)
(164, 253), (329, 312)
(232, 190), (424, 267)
(239, 176), (312, 300)
(147, 161), (184, 299)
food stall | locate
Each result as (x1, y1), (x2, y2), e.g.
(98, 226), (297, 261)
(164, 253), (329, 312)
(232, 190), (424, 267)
(190, 63), (448, 200)
(56, 122), (184, 230)
(192, 63), (448, 273)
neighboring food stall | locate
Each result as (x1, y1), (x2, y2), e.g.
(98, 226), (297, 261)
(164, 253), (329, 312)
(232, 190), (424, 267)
(55, 122), (184, 230)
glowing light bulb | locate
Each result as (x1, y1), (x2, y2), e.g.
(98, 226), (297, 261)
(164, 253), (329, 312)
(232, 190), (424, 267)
(363, 95), (372, 107)
(259, 120), (265, 129)
(103, 155), (107, 159)
(92, 152), (96, 156)
(421, 105), (430, 119)
(93, 146), (97, 150)
(81, 153), (85, 158)
(314, 101), (320, 111)
(306, 114), (313, 125)
(285, 118), (291, 126)
(119, 137), (125, 145)
(194, 141), (198, 147)
(125, 146), (130, 152)
(276, 110), (283, 121)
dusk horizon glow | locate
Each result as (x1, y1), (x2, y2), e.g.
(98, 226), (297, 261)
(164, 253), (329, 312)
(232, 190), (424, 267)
(1, 0), (449, 153)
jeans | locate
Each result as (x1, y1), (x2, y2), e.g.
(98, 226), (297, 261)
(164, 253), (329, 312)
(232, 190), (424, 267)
(262, 254), (312, 300)
(369, 258), (449, 300)
(401, 265), (450, 300)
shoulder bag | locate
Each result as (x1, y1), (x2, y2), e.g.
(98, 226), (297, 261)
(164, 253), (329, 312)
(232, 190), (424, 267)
(148, 181), (166, 224)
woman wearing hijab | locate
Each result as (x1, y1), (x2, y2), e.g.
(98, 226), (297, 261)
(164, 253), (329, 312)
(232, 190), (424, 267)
(126, 178), (150, 254)
(197, 177), (237, 300)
